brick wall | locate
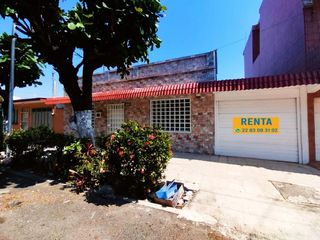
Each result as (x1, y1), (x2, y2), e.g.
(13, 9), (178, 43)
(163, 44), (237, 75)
(64, 93), (215, 154)
(304, 1), (320, 71)
(90, 51), (216, 93)
(63, 104), (74, 134)
(92, 70), (214, 92)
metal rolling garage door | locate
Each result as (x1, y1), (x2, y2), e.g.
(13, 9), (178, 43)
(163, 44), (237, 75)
(215, 98), (299, 162)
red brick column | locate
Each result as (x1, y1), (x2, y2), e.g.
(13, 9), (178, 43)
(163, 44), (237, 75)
(307, 90), (320, 164)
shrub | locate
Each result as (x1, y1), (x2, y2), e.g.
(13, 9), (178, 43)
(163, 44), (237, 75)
(5, 129), (29, 157)
(5, 129), (32, 168)
(64, 141), (108, 192)
(108, 121), (172, 198)
(5, 126), (75, 172)
(95, 134), (111, 149)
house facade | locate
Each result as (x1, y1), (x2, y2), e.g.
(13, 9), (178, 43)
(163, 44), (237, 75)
(44, 50), (320, 165)
(13, 98), (64, 133)
(47, 51), (218, 154)
(244, 0), (320, 78)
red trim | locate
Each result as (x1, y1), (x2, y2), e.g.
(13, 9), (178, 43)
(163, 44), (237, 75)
(43, 70), (320, 105)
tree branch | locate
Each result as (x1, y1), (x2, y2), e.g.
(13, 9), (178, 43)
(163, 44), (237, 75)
(16, 26), (29, 36)
(17, 20), (31, 36)
(74, 51), (83, 59)
(75, 60), (84, 73)
(21, 19), (30, 29)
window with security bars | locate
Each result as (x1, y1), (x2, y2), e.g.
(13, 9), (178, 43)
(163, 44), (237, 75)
(151, 98), (191, 132)
(107, 104), (124, 134)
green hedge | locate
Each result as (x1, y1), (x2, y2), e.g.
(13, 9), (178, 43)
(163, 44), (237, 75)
(5, 126), (75, 174)
(5, 122), (172, 199)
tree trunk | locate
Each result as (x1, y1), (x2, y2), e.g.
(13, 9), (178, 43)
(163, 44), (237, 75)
(57, 59), (95, 144)
(74, 110), (95, 144)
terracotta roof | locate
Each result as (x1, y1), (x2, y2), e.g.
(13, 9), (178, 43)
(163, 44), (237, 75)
(44, 70), (320, 105)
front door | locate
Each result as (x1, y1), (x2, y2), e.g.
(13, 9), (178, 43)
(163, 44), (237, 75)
(107, 104), (124, 134)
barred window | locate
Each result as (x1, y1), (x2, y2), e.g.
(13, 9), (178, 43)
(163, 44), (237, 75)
(151, 98), (191, 132)
(107, 104), (124, 134)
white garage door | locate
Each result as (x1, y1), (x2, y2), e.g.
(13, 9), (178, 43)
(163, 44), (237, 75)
(216, 98), (299, 162)
(315, 98), (320, 161)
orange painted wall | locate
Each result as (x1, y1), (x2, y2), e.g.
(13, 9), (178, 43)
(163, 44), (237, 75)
(52, 108), (64, 134)
(12, 101), (64, 134)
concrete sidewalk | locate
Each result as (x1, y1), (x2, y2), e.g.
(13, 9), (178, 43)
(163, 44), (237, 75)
(165, 153), (320, 240)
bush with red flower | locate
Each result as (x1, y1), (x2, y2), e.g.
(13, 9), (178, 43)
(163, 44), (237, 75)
(108, 121), (172, 198)
(64, 140), (108, 192)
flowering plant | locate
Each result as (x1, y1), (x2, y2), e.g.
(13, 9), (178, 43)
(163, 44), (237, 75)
(108, 121), (172, 198)
(64, 140), (108, 192)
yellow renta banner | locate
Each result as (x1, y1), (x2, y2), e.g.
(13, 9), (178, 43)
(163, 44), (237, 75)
(233, 117), (280, 134)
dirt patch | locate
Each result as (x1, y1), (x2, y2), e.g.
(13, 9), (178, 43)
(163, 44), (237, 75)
(0, 182), (232, 240)
(0, 236), (10, 240)
(271, 181), (320, 206)
(0, 217), (6, 224)
(0, 188), (59, 211)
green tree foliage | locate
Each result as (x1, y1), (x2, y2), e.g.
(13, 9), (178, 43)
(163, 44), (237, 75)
(0, 33), (43, 117)
(0, 1), (165, 138)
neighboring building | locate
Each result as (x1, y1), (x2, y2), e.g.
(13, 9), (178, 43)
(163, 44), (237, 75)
(44, 50), (320, 166)
(244, 0), (320, 77)
(13, 98), (64, 133)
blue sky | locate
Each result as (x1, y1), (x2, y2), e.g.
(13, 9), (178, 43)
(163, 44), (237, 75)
(0, 0), (262, 99)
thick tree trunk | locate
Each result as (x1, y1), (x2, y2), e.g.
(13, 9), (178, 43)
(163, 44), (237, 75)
(57, 58), (96, 144)
(74, 110), (95, 143)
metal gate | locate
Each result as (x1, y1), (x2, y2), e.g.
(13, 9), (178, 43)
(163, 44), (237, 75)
(107, 104), (124, 134)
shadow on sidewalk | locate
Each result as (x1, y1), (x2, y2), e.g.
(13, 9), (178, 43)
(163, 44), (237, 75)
(0, 165), (135, 207)
(84, 190), (136, 207)
(0, 167), (47, 190)
(173, 152), (320, 176)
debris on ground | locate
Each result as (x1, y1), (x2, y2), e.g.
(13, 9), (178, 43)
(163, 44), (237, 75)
(8, 200), (22, 208)
(150, 180), (198, 208)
